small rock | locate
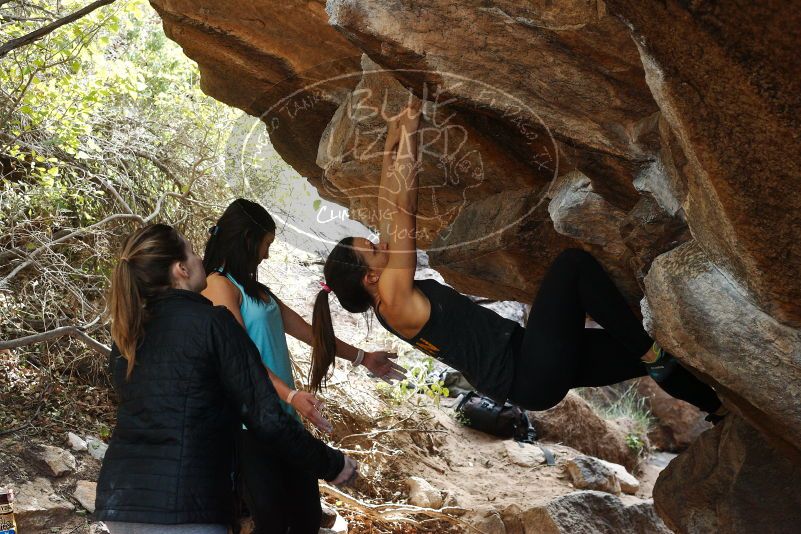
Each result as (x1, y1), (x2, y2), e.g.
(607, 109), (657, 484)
(405, 476), (443, 508)
(30, 445), (76, 477)
(504, 440), (546, 467)
(67, 432), (88, 452)
(593, 458), (640, 495)
(85, 437), (108, 460)
(14, 477), (75, 531)
(89, 523), (111, 534)
(73, 480), (97, 513)
(564, 456), (621, 495)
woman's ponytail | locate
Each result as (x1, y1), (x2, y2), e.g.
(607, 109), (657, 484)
(310, 288), (337, 392)
(110, 257), (144, 380)
(108, 224), (185, 380)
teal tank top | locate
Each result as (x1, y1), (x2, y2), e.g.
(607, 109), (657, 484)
(220, 272), (298, 419)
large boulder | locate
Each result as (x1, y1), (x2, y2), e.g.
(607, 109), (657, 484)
(643, 241), (801, 456)
(654, 415), (801, 533)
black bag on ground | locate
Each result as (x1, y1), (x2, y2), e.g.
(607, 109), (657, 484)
(455, 391), (536, 443)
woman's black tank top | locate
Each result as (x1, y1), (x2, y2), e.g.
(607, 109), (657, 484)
(375, 278), (521, 403)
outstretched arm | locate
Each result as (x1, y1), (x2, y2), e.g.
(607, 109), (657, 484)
(377, 99), (422, 308)
(276, 295), (405, 381)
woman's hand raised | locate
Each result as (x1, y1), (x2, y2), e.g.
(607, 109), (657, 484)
(288, 390), (333, 434)
(362, 351), (407, 383)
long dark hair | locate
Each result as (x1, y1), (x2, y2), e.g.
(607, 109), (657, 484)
(109, 224), (186, 379)
(310, 237), (373, 391)
(203, 199), (276, 300)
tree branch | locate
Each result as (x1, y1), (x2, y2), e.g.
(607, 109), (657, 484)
(0, 324), (110, 355)
(0, 191), (183, 288)
(0, 0), (117, 60)
(319, 484), (484, 533)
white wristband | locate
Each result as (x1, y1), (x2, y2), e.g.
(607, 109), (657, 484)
(286, 389), (298, 406)
(353, 349), (365, 367)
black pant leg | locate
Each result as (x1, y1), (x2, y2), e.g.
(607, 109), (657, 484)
(656, 363), (722, 414)
(237, 429), (321, 534)
(284, 469), (322, 533)
(572, 328), (647, 387)
(508, 250), (588, 410)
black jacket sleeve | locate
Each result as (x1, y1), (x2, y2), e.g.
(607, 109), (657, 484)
(208, 306), (344, 481)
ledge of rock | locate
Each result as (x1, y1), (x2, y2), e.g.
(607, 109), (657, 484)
(643, 240), (801, 457)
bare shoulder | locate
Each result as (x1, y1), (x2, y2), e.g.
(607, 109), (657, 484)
(378, 286), (430, 337)
(203, 272), (241, 305)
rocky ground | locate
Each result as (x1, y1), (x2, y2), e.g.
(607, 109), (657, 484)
(1, 241), (711, 533)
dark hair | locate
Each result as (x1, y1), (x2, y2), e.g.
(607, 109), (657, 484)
(203, 199), (276, 300)
(109, 224), (186, 379)
(310, 237), (372, 391)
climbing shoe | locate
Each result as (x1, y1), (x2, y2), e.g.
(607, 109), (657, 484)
(643, 342), (680, 382)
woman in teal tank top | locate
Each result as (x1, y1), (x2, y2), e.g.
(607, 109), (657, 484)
(201, 199), (403, 533)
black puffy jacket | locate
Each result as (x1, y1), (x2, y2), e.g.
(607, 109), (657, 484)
(95, 289), (343, 525)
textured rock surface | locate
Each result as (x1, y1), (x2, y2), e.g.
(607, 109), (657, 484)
(26, 445), (76, 478)
(607, 0), (801, 328)
(654, 415), (801, 534)
(564, 456), (621, 495)
(13, 477), (75, 531)
(504, 441), (546, 468)
(528, 392), (640, 471)
(506, 491), (670, 534)
(73, 480), (96, 513)
(148, 0), (801, 527)
(85, 437), (108, 461)
(66, 432), (87, 452)
(404, 476), (443, 509)
(643, 241), (801, 456)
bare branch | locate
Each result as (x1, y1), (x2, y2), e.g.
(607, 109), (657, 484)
(0, 0), (117, 60)
(319, 484), (484, 533)
(0, 323), (110, 355)
(0, 191), (187, 288)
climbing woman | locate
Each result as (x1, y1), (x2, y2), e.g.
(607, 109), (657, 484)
(310, 100), (724, 420)
(95, 224), (357, 534)
(201, 199), (404, 533)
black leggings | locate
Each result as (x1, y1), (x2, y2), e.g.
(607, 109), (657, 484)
(236, 428), (321, 534)
(507, 248), (721, 413)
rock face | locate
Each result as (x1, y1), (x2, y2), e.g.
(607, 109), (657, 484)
(643, 241), (801, 456)
(654, 415), (801, 534)
(149, 0), (801, 528)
